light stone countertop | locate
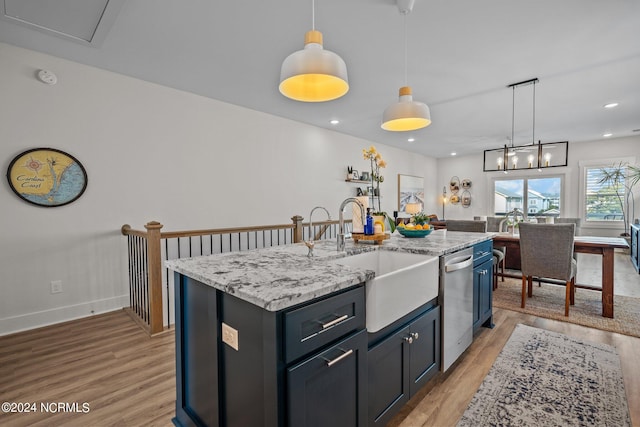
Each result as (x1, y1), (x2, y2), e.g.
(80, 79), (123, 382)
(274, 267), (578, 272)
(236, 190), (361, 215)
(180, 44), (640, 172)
(165, 229), (494, 312)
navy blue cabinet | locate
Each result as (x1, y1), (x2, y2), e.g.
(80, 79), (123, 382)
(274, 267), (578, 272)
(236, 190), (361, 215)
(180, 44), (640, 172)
(174, 276), (219, 427)
(288, 330), (368, 427)
(472, 241), (494, 332)
(367, 304), (440, 426)
(173, 272), (366, 427)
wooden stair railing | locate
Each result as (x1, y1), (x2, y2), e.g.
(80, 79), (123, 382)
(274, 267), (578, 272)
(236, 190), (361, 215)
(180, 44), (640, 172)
(121, 216), (350, 336)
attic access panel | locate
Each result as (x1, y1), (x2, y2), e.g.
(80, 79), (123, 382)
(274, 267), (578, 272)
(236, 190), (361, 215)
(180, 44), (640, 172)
(2, 0), (124, 46)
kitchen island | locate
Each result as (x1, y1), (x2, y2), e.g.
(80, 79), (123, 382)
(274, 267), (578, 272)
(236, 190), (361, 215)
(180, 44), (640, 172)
(166, 230), (493, 427)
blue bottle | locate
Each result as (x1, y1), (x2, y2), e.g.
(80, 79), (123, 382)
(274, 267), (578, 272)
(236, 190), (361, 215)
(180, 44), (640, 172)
(365, 208), (374, 235)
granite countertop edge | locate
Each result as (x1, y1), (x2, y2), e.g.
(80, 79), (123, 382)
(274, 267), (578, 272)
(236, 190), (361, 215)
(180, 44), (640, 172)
(165, 230), (495, 312)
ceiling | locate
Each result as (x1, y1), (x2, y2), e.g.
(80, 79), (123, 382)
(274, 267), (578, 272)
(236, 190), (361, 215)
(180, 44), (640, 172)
(1, 0), (639, 158)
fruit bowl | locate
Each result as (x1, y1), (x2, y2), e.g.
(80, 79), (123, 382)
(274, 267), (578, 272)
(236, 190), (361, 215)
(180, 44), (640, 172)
(396, 227), (433, 238)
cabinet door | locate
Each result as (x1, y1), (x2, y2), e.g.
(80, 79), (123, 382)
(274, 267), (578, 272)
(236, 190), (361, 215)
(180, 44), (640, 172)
(368, 326), (410, 426)
(473, 260), (493, 332)
(174, 274), (219, 427)
(472, 265), (482, 331)
(408, 306), (441, 396)
(288, 330), (367, 427)
(479, 258), (493, 324)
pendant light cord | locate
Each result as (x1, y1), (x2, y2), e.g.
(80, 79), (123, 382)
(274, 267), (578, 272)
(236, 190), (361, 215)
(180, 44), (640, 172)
(532, 80), (536, 145)
(404, 13), (408, 86)
(511, 85), (515, 148)
(312, 0), (315, 30)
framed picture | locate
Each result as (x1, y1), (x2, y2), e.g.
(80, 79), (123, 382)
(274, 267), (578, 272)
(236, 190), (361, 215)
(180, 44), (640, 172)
(398, 174), (424, 214)
(6, 147), (88, 207)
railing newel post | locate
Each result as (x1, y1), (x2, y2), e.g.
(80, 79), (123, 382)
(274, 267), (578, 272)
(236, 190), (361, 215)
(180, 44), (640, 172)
(144, 221), (164, 335)
(291, 215), (303, 243)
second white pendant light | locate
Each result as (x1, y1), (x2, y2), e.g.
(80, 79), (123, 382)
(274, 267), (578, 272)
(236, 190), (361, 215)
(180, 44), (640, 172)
(382, 0), (431, 132)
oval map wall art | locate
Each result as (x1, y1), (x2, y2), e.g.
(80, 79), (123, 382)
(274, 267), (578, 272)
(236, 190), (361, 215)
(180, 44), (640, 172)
(6, 148), (88, 207)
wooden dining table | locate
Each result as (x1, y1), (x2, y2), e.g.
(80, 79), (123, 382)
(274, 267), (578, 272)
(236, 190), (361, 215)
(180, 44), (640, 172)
(492, 233), (629, 318)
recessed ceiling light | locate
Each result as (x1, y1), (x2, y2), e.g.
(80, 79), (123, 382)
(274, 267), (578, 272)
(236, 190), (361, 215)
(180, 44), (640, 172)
(407, 137), (415, 142)
(603, 133), (613, 137)
(451, 152), (457, 156)
(603, 103), (619, 109)
(329, 119), (340, 125)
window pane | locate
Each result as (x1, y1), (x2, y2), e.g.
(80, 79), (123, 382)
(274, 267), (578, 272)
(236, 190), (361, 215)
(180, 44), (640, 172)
(585, 166), (625, 221)
(528, 177), (561, 217)
(495, 179), (524, 215)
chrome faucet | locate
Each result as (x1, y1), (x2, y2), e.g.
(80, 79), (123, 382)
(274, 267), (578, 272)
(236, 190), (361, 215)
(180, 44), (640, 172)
(499, 207), (527, 231)
(305, 206), (331, 257)
(337, 198), (366, 252)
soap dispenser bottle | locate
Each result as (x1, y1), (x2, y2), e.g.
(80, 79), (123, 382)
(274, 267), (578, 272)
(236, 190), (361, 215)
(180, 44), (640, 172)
(365, 208), (374, 235)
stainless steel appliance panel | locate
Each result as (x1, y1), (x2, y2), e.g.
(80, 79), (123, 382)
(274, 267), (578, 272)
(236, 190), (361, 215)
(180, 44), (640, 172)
(440, 247), (474, 371)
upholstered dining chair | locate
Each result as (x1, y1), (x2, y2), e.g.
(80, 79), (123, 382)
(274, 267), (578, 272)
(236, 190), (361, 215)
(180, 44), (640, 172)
(445, 219), (487, 232)
(518, 223), (577, 316)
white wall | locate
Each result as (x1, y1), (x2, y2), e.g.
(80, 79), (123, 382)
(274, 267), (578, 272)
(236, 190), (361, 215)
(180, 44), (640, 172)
(436, 136), (640, 235)
(0, 43), (436, 335)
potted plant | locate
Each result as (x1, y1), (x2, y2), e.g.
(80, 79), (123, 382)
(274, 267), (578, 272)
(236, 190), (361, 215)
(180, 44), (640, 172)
(411, 212), (431, 226)
(597, 162), (640, 238)
(362, 145), (395, 233)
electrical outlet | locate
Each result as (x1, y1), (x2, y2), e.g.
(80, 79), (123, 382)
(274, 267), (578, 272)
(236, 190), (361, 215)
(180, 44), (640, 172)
(222, 322), (239, 351)
(50, 280), (63, 294)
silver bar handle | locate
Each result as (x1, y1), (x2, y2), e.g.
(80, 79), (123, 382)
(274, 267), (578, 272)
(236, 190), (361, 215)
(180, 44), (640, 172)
(444, 255), (474, 273)
(321, 314), (349, 330)
(326, 348), (354, 367)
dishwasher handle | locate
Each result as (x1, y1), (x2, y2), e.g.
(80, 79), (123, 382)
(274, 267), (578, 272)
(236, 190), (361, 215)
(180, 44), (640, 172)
(444, 255), (474, 273)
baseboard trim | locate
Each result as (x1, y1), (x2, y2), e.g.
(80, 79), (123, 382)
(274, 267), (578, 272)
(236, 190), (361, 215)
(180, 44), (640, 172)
(0, 295), (129, 336)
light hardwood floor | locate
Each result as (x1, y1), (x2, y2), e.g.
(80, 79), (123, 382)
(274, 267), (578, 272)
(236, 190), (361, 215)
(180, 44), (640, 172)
(0, 311), (175, 427)
(1, 251), (639, 427)
(388, 309), (640, 427)
(1, 308), (638, 427)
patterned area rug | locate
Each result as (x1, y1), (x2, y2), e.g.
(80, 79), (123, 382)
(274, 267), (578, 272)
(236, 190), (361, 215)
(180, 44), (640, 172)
(458, 324), (631, 427)
(493, 278), (640, 338)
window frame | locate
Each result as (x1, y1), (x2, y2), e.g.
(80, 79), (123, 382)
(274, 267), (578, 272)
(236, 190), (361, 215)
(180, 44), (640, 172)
(579, 157), (636, 230)
(492, 173), (565, 217)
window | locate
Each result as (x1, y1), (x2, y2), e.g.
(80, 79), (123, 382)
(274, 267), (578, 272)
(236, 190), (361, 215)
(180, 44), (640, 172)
(584, 165), (626, 222)
(494, 176), (562, 217)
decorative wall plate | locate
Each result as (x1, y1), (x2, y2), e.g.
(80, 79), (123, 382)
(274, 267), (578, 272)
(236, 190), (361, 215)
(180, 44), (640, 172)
(6, 147), (87, 207)
(461, 179), (472, 189)
(449, 176), (460, 194)
(450, 194), (460, 204)
(462, 190), (471, 208)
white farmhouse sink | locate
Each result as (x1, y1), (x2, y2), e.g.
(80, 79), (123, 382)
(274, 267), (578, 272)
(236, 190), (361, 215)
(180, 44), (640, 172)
(330, 251), (439, 332)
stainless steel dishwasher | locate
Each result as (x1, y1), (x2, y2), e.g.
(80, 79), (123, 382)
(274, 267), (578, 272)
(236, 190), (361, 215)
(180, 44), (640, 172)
(439, 247), (474, 371)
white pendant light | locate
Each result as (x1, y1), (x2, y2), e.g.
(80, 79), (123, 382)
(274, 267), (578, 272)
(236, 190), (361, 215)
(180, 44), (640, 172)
(382, 0), (431, 132)
(279, 0), (349, 102)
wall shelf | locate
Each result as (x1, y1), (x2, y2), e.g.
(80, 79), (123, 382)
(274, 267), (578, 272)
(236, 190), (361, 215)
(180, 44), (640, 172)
(345, 179), (371, 184)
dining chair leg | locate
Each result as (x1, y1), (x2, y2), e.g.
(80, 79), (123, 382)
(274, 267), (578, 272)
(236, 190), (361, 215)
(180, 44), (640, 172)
(570, 277), (576, 305)
(521, 276), (527, 308)
(492, 262), (497, 290)
(565, 280), (571, 316)
(500, 258), (505, 282)
(527, 276), (533, 298)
